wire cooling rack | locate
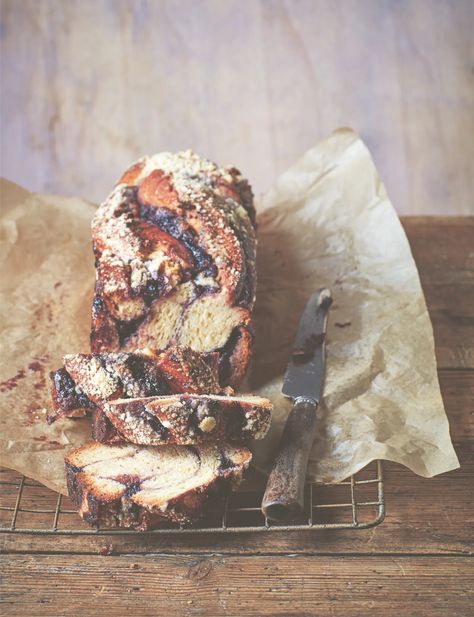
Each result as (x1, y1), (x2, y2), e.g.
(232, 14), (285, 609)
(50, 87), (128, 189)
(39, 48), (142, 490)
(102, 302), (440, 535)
(0, 461), (384, 535)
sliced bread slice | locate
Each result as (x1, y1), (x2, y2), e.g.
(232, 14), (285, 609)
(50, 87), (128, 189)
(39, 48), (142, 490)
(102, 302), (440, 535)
(65, 441), (251, 528)
(93, 394), (272, 446)
(48, 345), (223, 423)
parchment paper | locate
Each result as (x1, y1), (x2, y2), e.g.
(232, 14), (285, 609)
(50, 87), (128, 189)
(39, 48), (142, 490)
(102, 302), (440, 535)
(0, 129), (459, 495)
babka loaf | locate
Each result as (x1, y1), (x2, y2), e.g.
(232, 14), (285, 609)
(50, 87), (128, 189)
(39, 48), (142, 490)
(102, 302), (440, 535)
(48, 345), (223, 423)
(90, 151), (257, 387)
(93, 393), (272, 446)
(65, 441), (251, 528)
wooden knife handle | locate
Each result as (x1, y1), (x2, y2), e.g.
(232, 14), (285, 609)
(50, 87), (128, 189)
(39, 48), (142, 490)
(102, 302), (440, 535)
(261, 399), (318, 522)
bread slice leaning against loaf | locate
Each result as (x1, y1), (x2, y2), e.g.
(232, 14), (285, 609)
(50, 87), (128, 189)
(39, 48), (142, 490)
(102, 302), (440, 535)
(93, 393), (272, 446)
(48, 345), (224, 423)
(65, 441), (251, 529)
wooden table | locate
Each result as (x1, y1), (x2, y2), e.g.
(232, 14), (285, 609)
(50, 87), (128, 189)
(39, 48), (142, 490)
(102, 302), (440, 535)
(1, 217), (473, 616)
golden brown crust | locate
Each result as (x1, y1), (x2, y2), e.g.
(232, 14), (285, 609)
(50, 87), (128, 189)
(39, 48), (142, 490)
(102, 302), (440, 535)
(153, 345), (226, 394)
(91, 407), (121, 443)
(94, 393), (272, 446)
(137, 169), (181, 209)
(218, 326), (254, 387)
(90, 151), (256, 387)
(117, 161), (145, 186)
(48, 346), (223, 423)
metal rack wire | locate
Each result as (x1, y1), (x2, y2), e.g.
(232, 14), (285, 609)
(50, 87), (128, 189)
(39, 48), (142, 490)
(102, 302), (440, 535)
(0, 461), (384, 535)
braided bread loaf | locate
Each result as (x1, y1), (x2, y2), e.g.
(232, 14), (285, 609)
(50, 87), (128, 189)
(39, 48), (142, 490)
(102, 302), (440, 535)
(91, 151), (256, 387)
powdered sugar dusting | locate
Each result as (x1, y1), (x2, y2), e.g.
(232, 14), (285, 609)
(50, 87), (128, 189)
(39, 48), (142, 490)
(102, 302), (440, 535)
(135, 149), (236, 203)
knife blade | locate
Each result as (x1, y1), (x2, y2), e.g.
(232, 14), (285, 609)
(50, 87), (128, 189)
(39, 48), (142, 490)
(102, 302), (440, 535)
(261, 288), (332, 522)
(282, 287), (332, 403)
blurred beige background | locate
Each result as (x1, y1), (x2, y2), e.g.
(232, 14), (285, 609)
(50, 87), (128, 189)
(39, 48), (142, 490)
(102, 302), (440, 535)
(1, 0), (473, 214)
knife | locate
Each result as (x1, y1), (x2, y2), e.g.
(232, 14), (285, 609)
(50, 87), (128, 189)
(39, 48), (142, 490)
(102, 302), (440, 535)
(261, 288), (332, 522)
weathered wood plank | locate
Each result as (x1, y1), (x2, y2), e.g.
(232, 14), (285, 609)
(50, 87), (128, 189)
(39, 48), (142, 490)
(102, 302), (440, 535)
(438, 369), (473, 445)
(1, 554), (473, 617)
(1, 446), (472, 555)
(402, 217), (474, 369)
(1, 357), (472, 555)
(402, 218), (474, 285)
(0, 219), (472, 556)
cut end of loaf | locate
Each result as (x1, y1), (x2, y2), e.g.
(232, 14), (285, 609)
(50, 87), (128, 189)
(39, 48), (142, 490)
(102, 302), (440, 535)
(65, 442), (251, 528)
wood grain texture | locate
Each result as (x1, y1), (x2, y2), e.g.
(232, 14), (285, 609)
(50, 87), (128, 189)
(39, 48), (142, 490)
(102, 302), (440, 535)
(1, 554), (473, 617)
(1, 0), (473, 215)
(2, 217), (473, 557)
(402, 217), (474, 368)
(1, 367), (472, 556)
(0, 217), (473, 561)
(1, 448), (472, 556)
(0, 214), (472, 617)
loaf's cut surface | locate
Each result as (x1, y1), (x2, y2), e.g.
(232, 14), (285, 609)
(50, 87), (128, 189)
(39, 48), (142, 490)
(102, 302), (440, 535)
(94, 393), (272, 446)
(90, 150), (257, 387)
(65, 441), (251, 528)
(48, 345), (223, 423)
